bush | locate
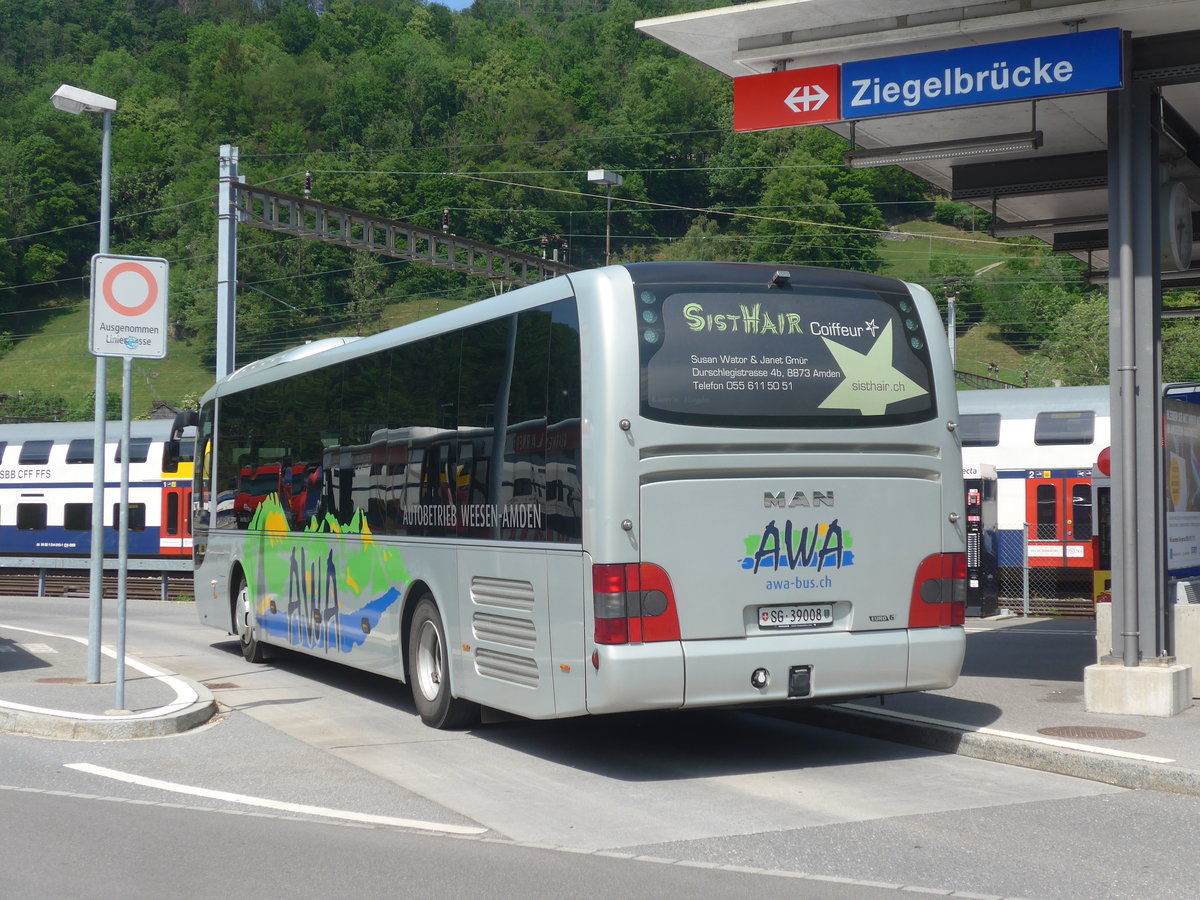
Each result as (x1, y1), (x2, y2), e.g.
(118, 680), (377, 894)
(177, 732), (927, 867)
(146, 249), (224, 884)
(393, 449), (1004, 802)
(934, 201), (991, 231)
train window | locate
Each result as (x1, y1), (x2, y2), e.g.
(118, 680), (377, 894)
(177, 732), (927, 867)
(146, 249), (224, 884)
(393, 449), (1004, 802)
(958, 413), (1000, 447)
(66, 440), (94, 464)
(0, 441), (7, 462)
(1072, 484), (1093, 540)
(16, 503), (47, 531)
(19, 441), (52, 465)
(64, 503), (91, 531)
(112, 502), (146, 531)
(166, 493), (180, 536)
(1035, 484), (1058, 539)
(1034, 410), (1095, 445)
(115, 438), (152, 463)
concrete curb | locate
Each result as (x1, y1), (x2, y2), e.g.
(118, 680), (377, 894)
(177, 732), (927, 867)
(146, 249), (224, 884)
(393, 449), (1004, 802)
(0, 623), (218, 740)
(797, 704), (1200, 797)
(0, 685), (217, 740)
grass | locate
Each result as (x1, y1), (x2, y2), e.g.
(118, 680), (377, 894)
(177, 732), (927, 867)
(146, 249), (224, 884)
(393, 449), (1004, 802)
(0, 302), (212, 417)
(954, 324), (1034, 388)
(876, 219), (1017, 283)
(876, 220), (1041, 387)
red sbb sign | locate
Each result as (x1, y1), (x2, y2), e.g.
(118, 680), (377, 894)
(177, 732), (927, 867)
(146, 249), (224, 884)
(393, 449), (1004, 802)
(733, 65), (841, 132)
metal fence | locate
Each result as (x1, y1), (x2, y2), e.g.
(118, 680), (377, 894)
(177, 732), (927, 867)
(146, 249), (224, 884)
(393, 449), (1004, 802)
(996, 527), (1095, 617)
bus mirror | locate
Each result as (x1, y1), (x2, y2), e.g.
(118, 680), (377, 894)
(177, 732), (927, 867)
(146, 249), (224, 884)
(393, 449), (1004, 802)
(171, 409), (199, 440)
(165, 409), (199, 472)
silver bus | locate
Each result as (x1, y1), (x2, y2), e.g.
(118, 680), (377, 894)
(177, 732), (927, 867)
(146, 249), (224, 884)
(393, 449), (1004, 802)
(190, 262), (966, 728)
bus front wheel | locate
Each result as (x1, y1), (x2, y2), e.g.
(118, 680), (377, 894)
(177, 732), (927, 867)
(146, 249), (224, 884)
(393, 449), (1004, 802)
(234, 579), (269, 664)
(408, 595), (478, 730)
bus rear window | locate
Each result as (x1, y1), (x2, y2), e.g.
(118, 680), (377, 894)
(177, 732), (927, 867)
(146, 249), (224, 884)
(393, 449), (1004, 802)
(636, 281), (937, 427)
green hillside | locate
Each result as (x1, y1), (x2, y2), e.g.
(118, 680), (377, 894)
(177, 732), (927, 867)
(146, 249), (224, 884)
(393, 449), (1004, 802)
(0, 218), (1039, 417)
(0, 303), (210, 418)
(0, 293), (473, 419)
(876, 220), (1013, 282)
(0, 0), (1177, 414)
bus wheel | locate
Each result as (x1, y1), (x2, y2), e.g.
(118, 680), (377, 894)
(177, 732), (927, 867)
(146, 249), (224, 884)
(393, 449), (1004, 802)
(234, 579), (269, 664)
(408, 595), (478, 730)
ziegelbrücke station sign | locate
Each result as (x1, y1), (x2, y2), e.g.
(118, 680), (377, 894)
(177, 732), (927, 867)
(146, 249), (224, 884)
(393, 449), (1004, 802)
(637, 0), (1200, 284)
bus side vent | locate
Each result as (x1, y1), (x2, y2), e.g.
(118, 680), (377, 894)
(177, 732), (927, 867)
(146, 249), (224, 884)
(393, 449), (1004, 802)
(474, 647), (540, 687)
(470, 576), (536, 611)
(472, 612), (537, 650)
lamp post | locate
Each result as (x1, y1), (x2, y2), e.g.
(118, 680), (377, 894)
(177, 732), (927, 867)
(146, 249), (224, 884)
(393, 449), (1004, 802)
(51, 83), (118, 685)
(587, 169), (623, 266)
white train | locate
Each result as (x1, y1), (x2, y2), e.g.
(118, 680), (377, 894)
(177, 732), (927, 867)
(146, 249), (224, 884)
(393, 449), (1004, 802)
(958, 386), (1110, 582)
(0, 420), (193, 563)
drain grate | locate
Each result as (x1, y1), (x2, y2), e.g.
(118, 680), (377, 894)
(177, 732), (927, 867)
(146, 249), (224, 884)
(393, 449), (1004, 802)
(1038, 725), (1146, 740)
(36, 677), (86, 685)
(203, 682), (240, 690)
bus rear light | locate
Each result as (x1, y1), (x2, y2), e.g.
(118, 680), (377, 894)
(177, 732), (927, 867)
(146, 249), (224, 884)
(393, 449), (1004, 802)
(908, 552), (966, 628)
(592, 562), (681, 645)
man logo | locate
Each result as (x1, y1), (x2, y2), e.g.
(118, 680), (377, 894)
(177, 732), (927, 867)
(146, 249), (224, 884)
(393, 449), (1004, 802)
(764, 491), (834, 509)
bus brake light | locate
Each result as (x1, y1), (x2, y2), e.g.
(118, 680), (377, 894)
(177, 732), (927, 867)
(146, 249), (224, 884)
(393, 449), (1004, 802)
(592, 563), (681, 645)
(908, 553), (966, 628)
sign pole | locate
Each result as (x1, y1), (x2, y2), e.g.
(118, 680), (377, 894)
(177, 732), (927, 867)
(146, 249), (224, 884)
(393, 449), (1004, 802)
(88, 251), (169, 707)
(114, 357), (132, 712)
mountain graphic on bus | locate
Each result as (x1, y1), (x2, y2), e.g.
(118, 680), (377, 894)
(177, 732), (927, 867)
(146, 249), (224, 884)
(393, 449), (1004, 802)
(245, 496), (409, 654)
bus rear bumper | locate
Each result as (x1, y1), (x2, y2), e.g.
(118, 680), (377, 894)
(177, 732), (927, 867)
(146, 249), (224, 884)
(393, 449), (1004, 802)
(582, 627), (965, 715)
(585, 643), (685, 715)
(681, 627), (965, 708)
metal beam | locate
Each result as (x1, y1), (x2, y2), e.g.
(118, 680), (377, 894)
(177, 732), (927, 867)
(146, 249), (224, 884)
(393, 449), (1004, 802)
(1055, 212), (1200, 254)
(1132, 29), (1200, 85)
(233, 183), (574, 287)
(951, 151), (1108, 200)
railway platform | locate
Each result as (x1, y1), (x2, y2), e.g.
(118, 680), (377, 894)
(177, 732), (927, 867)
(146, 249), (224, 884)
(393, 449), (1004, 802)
(788, 614), (1200, 795)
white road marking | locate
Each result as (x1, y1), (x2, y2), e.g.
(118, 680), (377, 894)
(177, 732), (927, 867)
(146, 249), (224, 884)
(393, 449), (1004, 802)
(65, 763), (487, 836)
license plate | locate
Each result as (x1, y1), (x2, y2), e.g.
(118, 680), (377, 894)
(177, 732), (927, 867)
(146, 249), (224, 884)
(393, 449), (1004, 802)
(758, 603), (833, 629)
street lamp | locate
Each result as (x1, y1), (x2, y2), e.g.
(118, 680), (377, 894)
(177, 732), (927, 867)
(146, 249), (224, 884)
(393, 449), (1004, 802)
(51, 83), (117, 685)
(587, 169), (623, 266)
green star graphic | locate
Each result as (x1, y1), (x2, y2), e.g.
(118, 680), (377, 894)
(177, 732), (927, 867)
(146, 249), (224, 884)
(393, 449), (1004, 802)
(818, 321), (928, 415)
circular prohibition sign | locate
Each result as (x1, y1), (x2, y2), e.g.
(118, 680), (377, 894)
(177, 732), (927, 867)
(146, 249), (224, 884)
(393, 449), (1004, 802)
(102, 261), (159, 317)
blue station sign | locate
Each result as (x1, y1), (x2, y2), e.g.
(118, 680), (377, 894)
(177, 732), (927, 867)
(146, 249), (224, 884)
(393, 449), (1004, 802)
(841, 28), (1122, 120)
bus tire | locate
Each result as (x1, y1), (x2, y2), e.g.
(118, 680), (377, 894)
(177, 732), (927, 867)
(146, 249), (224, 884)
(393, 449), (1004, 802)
(408, 595), (478, 730)
(234, 578), (270, 664)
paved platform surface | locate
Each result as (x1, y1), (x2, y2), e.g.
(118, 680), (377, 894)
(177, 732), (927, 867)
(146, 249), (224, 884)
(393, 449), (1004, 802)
(0, 621), (215, 739)
(793, 615), (1200, 795)
(1, 612), (1197, 798)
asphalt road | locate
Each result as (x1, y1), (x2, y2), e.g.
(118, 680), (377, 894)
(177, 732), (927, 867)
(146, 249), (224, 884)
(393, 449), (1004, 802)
(2, 596), (1198, 900)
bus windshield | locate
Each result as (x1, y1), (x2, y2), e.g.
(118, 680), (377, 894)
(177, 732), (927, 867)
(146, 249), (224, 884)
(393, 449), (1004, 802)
(635, 274), (937, 428)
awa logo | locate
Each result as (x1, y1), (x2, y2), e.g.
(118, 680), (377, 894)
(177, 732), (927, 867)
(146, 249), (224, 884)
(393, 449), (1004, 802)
(739, 518), (855, 574)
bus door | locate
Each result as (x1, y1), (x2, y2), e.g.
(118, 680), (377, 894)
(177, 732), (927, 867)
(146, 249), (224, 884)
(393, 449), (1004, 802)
(1024, 469), (1094, 569)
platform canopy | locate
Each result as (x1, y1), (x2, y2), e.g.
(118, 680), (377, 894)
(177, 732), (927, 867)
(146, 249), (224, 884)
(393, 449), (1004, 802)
(637, 0), (1200, 285)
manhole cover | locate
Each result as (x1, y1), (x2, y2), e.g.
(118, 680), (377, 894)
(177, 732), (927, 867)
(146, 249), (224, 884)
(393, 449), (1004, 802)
(36, 677), (86, 685)
(203, 682), (240, 690)
(1038, 725), (1146, 740)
